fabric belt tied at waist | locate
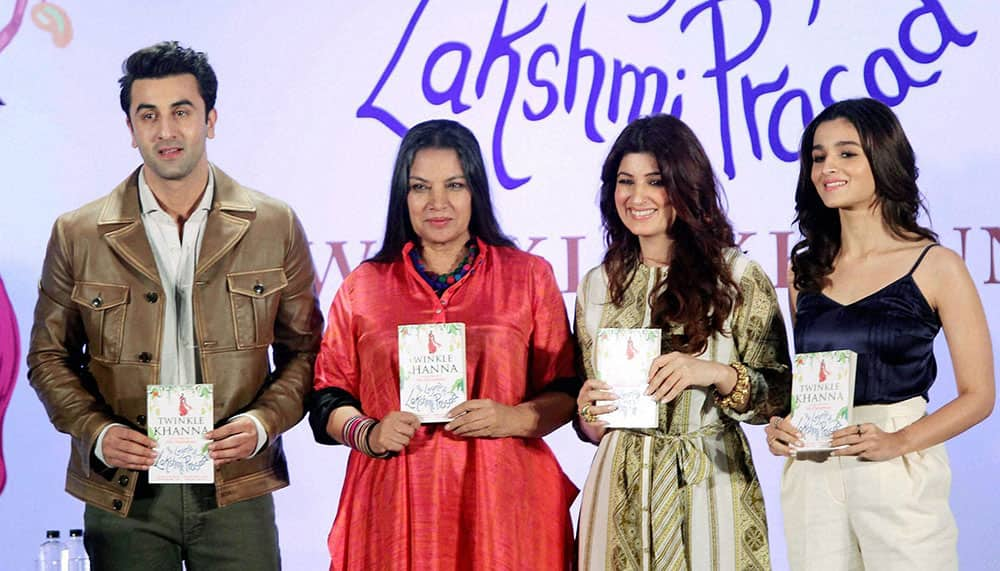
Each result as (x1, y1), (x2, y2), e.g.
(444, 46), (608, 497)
(617, 419), (731, 570)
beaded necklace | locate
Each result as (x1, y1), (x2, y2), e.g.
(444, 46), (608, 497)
(409, 239), (479, 296)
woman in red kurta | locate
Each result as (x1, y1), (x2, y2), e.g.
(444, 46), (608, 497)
(309, 119), (578, 570)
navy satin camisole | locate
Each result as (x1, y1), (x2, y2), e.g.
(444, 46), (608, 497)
(794, 244), (941, 406)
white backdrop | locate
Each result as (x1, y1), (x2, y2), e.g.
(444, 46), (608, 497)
(1, 2), (998, 569)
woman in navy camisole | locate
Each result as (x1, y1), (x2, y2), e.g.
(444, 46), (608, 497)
(764, 98), (994, 571)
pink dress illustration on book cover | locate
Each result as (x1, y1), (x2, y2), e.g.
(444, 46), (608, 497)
(427, 331), (440, 354)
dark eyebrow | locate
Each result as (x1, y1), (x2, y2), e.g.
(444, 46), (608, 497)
(133, 99), (195, 114)
(409, 175), (466, 182)
(812, 140), (862, 151)
(617, 171), (660, 177)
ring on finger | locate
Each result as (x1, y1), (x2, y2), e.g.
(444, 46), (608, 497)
(856, 424), (863, 437)
(580, 404), (598, 424)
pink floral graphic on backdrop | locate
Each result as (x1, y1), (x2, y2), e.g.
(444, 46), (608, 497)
(1, 0), (73, 107)
(0, 275), (20, 495)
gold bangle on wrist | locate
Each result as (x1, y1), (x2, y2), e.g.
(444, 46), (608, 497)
(715, 362), (751, 410)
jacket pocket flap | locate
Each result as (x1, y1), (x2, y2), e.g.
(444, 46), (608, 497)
(227, 268), (288, 298)
(71, 282), (130, 310)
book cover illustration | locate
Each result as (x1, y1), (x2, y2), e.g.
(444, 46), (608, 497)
(398, 323), (467, 423)
(595, 328), (661, 428)
(147, 384), (214, 483)
(790, 350), (857, 451)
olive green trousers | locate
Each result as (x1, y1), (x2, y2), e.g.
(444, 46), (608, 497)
(84, 475), (280, 571)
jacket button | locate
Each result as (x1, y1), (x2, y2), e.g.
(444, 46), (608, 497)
(112, 499), (123, 511)
(91, 296), (103, 308)
(138, 352), (152, 363)
(136, 414), (146, 425)
(253, 282), (265, 295)
(145, 292), (159, 303)
(118, 475), (129, 487)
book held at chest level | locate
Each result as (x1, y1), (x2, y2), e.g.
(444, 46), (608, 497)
(399, 323), (467, 423)
(596, 328), (661, 429)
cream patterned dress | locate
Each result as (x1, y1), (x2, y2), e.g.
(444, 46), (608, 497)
(576, 251), (791, 571)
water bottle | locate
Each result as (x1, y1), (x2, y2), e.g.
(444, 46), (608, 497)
(65, 529), (90, 571)
(36, 530), (63, 571)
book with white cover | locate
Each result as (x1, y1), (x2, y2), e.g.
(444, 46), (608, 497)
(147, 384), (214, 484)
(790, 350), (857, 451)
(398, 323), (467, 423)
(595, 328), (661, 428)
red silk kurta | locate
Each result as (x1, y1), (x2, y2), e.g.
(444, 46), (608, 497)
(314, 240), (578, 570)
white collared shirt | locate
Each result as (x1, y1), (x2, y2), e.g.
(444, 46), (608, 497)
(138, 165), (214, 388)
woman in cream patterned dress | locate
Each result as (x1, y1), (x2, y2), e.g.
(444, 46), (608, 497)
(574, 114), (792, 571)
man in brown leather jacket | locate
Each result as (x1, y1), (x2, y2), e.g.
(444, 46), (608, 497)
(27, 41), (323, 570)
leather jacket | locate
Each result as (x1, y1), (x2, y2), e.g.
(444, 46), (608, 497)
(27, 166), (323, 516)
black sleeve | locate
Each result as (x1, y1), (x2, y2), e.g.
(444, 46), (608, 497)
(306, 386), (362, 446)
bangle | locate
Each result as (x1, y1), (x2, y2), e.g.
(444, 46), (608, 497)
(715, 362), (751, 410)
(341, 415), (391, 459)
(340, 415), (371, 449)
(361, 420), (393, 459)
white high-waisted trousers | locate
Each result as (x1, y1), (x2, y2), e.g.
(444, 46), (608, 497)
(781, 396), (957, 571)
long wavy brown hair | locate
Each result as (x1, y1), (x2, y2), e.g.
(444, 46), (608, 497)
(600, 114), (741, 355)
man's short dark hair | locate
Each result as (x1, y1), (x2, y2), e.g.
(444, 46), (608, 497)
(118, 41), (218, 117)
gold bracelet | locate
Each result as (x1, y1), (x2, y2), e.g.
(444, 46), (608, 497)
(715, 362), (751, 410)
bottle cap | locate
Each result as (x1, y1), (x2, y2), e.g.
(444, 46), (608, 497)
(45, 530), (60, 538)
(69, 529), (84, 537)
